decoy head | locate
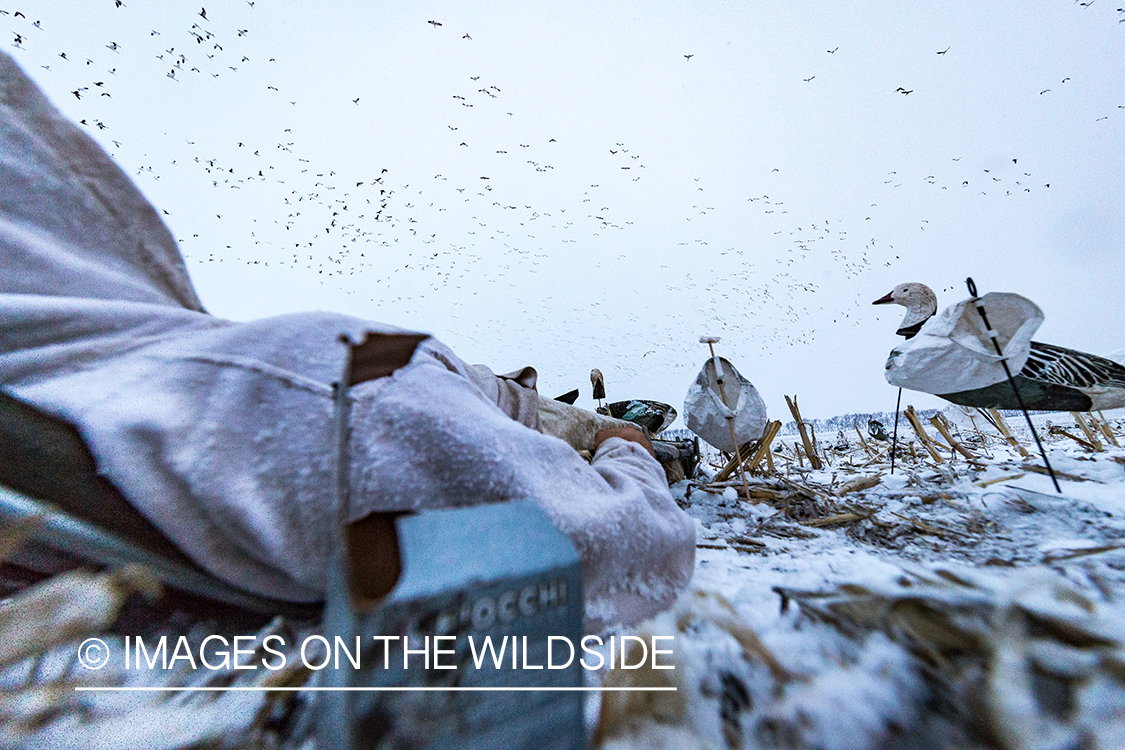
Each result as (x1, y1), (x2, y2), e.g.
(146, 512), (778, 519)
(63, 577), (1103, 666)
(873, 283), (937, 312)
(873, 283), (938, 338)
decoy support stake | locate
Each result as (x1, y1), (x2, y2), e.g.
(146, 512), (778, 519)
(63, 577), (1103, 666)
(891, 388), (902, 475)
(965, 278), (1061, 493)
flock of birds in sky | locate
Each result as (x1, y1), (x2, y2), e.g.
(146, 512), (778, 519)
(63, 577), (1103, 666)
(5, 1), (1124, 391)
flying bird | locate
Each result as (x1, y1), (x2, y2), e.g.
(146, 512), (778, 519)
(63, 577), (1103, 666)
(428, 19), (442, 27)
(684, 54), (693, 60)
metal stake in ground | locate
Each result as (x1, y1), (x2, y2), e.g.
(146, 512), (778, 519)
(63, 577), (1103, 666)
(890, 387), (902, 475)
(700, 336), (754, 505)
(965, 277), (1061, 493)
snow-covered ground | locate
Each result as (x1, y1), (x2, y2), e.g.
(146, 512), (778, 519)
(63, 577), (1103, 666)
(4, 407), (1124, 750)
(595, 408), (1125, 749)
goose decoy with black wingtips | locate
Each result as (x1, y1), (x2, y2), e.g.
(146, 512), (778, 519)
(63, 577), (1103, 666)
(874, 282), (1125, 411)
(590, 369), (606, 407)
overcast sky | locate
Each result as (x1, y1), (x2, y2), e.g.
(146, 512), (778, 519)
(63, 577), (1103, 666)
(8, 1), (1125, 424)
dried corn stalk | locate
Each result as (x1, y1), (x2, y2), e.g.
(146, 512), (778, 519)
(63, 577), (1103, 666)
(0, 565), (161, 669)
(904, 406), (944, 463)
(836, 475), (882, 496)
(1093, 411), (1121, 447)
(1070, 412), (1104, 452)
(984, 408), (1030, 457)
(928, 412), (976, 460)
(785, 395), (822, 470)
(1048, 425), (1100, 452)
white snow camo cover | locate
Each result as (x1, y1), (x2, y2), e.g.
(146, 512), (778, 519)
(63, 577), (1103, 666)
(884, 292), (1044, 396)
(0, 51), (693, 631)
(683, 356), (768, 452)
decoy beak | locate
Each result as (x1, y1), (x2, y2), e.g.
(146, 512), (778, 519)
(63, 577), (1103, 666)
(872, 291), (894, 305)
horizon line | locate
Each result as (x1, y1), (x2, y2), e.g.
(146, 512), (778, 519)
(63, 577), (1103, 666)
(74, 685), (677, 692)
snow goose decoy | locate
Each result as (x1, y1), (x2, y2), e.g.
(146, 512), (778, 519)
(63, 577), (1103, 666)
(873, 282), (1125, 411)
(590, 368), (606, 408)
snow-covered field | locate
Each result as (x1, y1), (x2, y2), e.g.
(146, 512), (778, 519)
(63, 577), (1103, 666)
(595, 407), (1125, 749)
(4, 407), (1124, 750)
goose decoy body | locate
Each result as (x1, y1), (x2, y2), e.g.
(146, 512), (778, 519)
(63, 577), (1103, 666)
(874, 283), (1125, 411)
(868, 420), (889, 442)
(603, 399), (677, 435)
(590, 368), (606, 402)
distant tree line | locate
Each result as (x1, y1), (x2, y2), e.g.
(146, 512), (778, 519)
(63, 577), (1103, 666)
(660, 427), (697, 442)
(779, 408), (941, 437)
(777, 407), (1042, 437)
(665, 408), (1038, 443)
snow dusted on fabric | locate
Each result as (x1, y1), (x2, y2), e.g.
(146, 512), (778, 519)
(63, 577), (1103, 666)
(0, 50), (694, 631)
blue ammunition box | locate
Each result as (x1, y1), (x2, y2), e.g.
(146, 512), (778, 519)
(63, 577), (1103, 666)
(319, 501), (586, 750)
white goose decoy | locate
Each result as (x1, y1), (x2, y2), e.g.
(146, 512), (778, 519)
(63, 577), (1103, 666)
(590, 368), (606, 404)
(873, 282), (1125, 411)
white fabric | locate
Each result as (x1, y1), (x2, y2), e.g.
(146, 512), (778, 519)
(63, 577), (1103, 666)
(0, 52), (694, 630)
(536, 395), (634, 453)
(683, 356), (767, 452)
(884, 292), (1044, 395)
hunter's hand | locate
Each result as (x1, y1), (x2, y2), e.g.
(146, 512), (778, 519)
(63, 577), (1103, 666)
(594, 426), (655, 458)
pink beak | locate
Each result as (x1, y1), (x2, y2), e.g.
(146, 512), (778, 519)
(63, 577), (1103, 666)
(872, 291), (894, 305)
